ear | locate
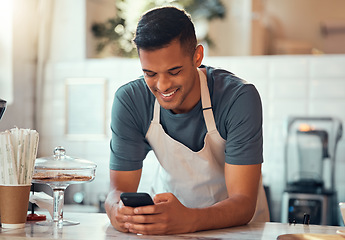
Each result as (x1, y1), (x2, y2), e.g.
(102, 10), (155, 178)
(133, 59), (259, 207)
(193, 44), (204, 67)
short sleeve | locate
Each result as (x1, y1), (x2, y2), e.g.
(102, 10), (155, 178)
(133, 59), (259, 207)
(224, 85), (263, 165)
(109, 82), (152, 171)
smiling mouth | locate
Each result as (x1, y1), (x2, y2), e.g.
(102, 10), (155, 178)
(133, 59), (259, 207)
(159, 89), (178, 98)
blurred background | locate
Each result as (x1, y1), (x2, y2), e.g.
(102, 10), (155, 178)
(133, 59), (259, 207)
(1, 0), (345, 224)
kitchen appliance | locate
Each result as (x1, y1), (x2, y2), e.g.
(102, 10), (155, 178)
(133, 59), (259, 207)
(0, 98), (6, 120)
(32, 146), (97, 226)
(281, 117), (342, 225)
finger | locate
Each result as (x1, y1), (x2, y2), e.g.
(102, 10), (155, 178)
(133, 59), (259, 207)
(116, 223), (130, 233)
(133, 205), (160, 215)
(127, 213), (159, 224)
(126, 222), (165, 235)
(109, 212), (130, 233)
(153, 192), (173, 203)
(118, 205), (136, 215)
(116, 205), (136, 224)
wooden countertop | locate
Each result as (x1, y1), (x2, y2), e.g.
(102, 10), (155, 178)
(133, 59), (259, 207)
(1, 212), (345, 239)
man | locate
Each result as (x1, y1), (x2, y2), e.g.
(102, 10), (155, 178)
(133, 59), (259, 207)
(105, 6), (269, 235)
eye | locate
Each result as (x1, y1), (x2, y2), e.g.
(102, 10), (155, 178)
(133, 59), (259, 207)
(169, 69), (181, 76)
(144, 71), (156, 77)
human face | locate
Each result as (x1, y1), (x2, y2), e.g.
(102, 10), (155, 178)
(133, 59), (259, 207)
(139, 40), (203, 114)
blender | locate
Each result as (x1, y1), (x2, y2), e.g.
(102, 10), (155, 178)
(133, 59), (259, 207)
(281, 117), (342, 225)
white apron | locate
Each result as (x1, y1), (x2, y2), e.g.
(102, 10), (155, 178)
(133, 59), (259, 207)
(145, 68), (269, 222)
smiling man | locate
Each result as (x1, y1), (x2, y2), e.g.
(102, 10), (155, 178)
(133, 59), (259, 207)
(105, 6), (269, 235)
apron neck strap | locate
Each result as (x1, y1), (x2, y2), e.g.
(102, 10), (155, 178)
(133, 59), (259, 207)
(198, 68), (217, 133)
(153, 99), (160, 124)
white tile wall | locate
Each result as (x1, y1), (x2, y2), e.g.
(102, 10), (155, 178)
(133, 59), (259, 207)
(41, 54), (345, 222)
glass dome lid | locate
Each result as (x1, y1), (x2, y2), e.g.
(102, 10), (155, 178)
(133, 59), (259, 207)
(35, 146), (97, 170)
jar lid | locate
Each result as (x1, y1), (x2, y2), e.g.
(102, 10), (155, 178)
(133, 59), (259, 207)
(34, 146), (97, 170)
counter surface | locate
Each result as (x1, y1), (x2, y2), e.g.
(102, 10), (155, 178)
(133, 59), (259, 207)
(1, 212), (345, 239)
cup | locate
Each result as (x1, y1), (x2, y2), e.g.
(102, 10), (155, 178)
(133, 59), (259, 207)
(340, 202), (345, 225)
(0, 184), (31, 229)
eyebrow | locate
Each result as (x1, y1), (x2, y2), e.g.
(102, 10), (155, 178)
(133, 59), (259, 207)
(142, 69), (155, 73)
(168, 66), (182, 71)
(142, 66), (183, 73)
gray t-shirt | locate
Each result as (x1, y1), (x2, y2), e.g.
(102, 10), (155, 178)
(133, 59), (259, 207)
(110, 65), (263, 171)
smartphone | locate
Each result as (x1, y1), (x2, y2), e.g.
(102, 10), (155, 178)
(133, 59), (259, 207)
(120, 192), (154, 207)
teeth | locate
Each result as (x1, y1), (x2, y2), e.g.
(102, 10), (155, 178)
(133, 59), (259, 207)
(161, 90), (176, 97)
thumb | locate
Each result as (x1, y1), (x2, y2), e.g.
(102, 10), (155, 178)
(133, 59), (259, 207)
(153, 192), (174, 204)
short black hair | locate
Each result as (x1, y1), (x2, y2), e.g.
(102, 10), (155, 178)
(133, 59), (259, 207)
(133, 6), (197, 57)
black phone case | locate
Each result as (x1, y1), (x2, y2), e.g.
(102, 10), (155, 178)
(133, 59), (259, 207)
(120, 192), (154, 207)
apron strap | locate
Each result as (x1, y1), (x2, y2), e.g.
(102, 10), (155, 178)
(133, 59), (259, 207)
(152, 99), (160, 123)
(198, 68), (217, 133)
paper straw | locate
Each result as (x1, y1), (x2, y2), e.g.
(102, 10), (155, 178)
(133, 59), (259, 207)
(9, 128), (19, 175)
(0, 133), (7, 184)
(4, 132), (18, 184)
(27, 130), (35, 184)
(17, 142), (24, 184)
(18, 129), (26, 184)
(23, 129), (30, 184)
(26, 130), (39, 184)
(8, 132), (19, 184)
(31, 132), (39, 183)
(10, 128), (23, 184)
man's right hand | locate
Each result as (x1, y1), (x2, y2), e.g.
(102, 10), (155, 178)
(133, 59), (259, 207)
(105, 190), (132, 232)
(105, 169), (143, 232)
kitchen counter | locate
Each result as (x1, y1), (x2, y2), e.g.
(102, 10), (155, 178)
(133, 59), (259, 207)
(1, 212), (345, 239)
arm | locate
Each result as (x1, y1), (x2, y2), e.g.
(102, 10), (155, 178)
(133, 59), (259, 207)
(191, 163), (261, 231)
(105, 169), (142, 232)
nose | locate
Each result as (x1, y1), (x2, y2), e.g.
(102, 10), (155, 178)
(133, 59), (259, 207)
(156, 74), (172, 92)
